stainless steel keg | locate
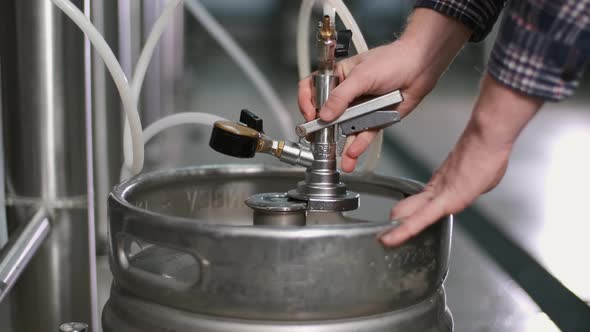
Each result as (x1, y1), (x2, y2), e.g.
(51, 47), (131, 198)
(103, 165), (453, 331)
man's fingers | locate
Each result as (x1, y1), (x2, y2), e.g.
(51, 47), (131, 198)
(335, 55), (362, 80)
(339, 132), (377, 173)
(380, 194), (449, 247)
(341, 154), (358, 173)
(345, 130), (378, 158)
(340, 136), (356, 173)
(390, 191), (433, 220)
(320, 72), (370, 121)
(299, 54), (363, 122)
(297, 77), (316, 121)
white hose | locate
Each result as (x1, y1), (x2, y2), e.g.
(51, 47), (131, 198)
(51, 0), (145, 175)
(184, 0), (296, 140)
(123, 0), (184, 174)
(55, 0), (381, 176)
(142, 112), (227, 144)
(120, 112), (228, 181)
(130, 0), (183, 99)
(326, 0), (368, 53)
(297, 0), (383, 173)
(297, 0), (315, 80)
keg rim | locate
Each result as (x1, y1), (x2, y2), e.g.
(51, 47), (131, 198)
(109, 164), (450, 236)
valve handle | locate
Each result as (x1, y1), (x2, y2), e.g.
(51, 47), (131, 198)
(240, 109), (264, 132)
(335, 29), (352, 58)
(209, 121), (260, 158)
(295, 90), (403, 137)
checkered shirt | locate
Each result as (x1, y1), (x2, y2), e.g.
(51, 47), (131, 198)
(415, 0), (590, 101)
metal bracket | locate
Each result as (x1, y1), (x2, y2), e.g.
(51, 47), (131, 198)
(0, 208), (50, 303)
(339, 110), (400, 135)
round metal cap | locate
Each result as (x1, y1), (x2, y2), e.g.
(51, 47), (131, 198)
(245, 193), (307, 226)
(59, 322), (88, 332)
(245, 193), (307, 212)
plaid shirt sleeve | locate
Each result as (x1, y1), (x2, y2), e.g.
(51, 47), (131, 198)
(415, 0), (590, 101)
(488, 0), (590, 101)
(415, 0), (507, 42)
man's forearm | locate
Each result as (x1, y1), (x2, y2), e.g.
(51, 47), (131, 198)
(398, 9), (543, 146)
(382, 73), (543, 247)
(399, 8), (472, 81)
(471, 74), (543, 151)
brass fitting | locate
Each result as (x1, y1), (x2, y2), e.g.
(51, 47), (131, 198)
(319, 15), (334, 41)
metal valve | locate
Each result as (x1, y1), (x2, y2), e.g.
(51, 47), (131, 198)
(208, 15), (404, 215)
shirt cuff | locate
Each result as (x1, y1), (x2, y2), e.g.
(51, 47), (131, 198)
(414, 0), (505, 42)
(488, 12), (589, 102)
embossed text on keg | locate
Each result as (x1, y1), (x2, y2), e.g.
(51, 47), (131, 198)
(134, 200), (149, 209)
(186, 188), (250, 212)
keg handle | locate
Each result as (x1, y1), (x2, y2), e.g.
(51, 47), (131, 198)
(114, 234), (210, 293)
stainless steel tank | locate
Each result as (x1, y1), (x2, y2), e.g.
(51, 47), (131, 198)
(103, 165), (453, 332)
(1, 0), (94, 330)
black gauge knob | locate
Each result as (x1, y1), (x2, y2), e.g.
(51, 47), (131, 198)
(209, 121), (260, 158)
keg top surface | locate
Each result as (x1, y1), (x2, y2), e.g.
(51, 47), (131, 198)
(110, 164), (428, 232)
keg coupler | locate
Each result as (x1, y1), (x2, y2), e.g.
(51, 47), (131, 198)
(210, 16), (403, 221)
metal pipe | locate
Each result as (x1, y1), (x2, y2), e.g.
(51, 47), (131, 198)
(310, 18), (339, 188)
(0, 0), (93, 329)
(84, 1), (99, 331)
(91, 0), (124, 254)
(0, 64), (7, 249)
(0, 208), (50, 303)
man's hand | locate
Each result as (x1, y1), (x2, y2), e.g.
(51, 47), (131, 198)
(297, 8), (472, 172)
(380, 74), (544, 246)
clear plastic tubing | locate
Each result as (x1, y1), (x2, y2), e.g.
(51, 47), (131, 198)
(184, 0), (296, 140)
(130, 0), (183, 100)
(119, 112), (228, 181)
(123, 0), (184, 174)
(297, 0), (315, 80)
(50, 0), (145, 175)
(297, 0), (383, 173)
